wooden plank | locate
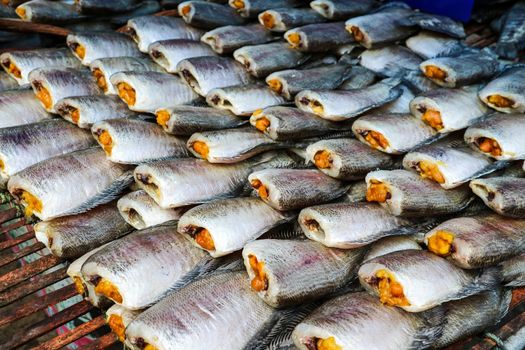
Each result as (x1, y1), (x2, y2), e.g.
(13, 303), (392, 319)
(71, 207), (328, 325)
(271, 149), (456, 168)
(0, 242), (45, 268)
(0, 19), (71, 36)
(0, 254), (61, 292)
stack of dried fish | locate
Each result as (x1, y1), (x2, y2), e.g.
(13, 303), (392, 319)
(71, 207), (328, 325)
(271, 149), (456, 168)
(0, 0), (524, 349)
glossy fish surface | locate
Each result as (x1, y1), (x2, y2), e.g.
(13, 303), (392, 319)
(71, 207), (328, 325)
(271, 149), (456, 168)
(285, 22), (355, 52)
(494, 1), (525, 59)
(178, 1), (245, 29)
(0, 90), (51, 128)
(206, 84), (285, 116)
(470, 177), (525, 218)
(310, 0), (376, 19)
(201, 24), (275, 54)
(258, 8), (327, 32)
(149, 39), (216, 73)
(478, 66), (525, 114)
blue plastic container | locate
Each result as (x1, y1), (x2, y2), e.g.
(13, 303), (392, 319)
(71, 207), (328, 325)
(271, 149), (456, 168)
(402, 0), (475, 22)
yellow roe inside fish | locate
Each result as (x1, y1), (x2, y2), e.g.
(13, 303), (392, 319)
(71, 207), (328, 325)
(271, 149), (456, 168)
(107, 314), (126, 342)
(364, 131), (389, 150)
(267, 79), (283, 94)
(70, 108), (80, 124)
(231, 0), (244, 9)
(5, 60), (21, 79)
(418, 160), (445, 184)
(317, 337), (342, 350)
(366, 180), (390, 203)
(192, 141), (209, 159)
(487, 95), (514, 108)
(260, 13), (275, 29)
(421, 109), (443, 131)
(310, 100), (324, 115)
(92, 68), (107, 92)
(0, 158), (4, 170)
(73, 276), (85, 295)
(144, 345), (157, 350)
(15, 6), (26, 19)
(254, 117), (270, 132)
(287, 32), (301, 48)
(180, 5), (191, 16)
(314, 150), (332, 169)
(94, 278), (123, 303)
(35, 85), (53, 110)
(20, 190), (42, 216)
(350, 26), (364, 42)
(424, 65), (447, 81)
(478, 137), (502, 157)
(195, 228), (215, 251)
(97, 130), (113, 155)
(74, 44), (86, 60)
(376, 269), (409, 307)
(117, 82), (136, 106)
(251, 179), (269, 199)
(156, 110), (171, 129)
(248, 255), (268, 292)
(427, 230), (454, 256)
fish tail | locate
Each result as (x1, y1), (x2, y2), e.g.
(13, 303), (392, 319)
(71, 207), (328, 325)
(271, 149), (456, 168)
(410, 306), (445, 350)
(497, 288), (513, 322)
(494, 43), (519, 60)
(504, 278), (525, 288)
(456, 266), (502, 300)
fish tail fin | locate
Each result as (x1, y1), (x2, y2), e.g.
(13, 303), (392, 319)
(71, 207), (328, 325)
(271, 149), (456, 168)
(494, 43), (519, 60)
(497, 288), (513, 322)
(380, 76), (403, 88)
(457, 266), (502, 300)
(410, 306), (445, 350)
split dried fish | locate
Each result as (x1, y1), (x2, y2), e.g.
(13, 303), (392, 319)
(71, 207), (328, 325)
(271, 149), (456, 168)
(76, 0), (142, 14)
(16, 0), (88, 24)
(373, 84), (415, 114)
(0, 72), (19, 91)
(405, 31), (465, 59)
(285, 22), (354, 52)
(363, 236), (422, 262)
(337, 65), (376, 90)
(397, 12), (466, 39)
(229, 0), (301, 18)
(470, 177), (525, 218)
(0, 90), (51, 128)
(179, 1), (244, 29)
(106, 304), (142, 344)
(149, 39), (216, 73)
(311, 0), (376, 20)
(258, 8), (327, 32)
(494, 1), (525, 59)
(359, 45), (422, 77)
(478, 66), (525, 114)
(201, 24), (275, 54)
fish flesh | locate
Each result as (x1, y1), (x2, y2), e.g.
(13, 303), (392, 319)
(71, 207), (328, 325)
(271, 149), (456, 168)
(0, 48), (81, 86)
(295, 78), (403, 121)
(229, 0), (302, 18)
(7, 148), (133, 220)
(55, 94), (138, 129)
(258, 8), (327, 32)
(266, 63), (352, 100)
(305, 138), (398, 180)
(0, 90), (51, 128)
(201, 24), (275, 54)
(91, 118), (190, 164)
(464, 113), (525, 160)
(0, 119), (95, 187)
(117, 190), (185, 229)
(424, 214), (525, 269)
(106, 304), (142, 344)
(358, 249), (500, 312)
(156, 105), (246, 136)
(478, 66), (525, 113)
(179, 1), (245, 29)
(178, 197), (293, 257)
(470, 177), (525, 218)
(234, 42), (310, 78)
(365, 169), (473, 217)
(292, 291), (442, 350)
(310, 0), (376, 20)
(285, 22), (355, 52)
(359, 45), (422, 77)
(110, 71), (200, 113)
(149, 39), (216, 73)
(15, 0), (88, 23)
(363, 236), (422, 262)
(76, 0), (142, 14)
(35, 202), (132, 259)
(206, 84), (286, 116)
(494, 1), (525, 59)
(352, 113), (437, 154)
(81, 224), (210, 309)
(248, 168), (350, 211)
(66, 32), (141, 66)
(409, 86), (489, 133)
(177, 56), (254, 96)
(242, 239), (366, 307)
(125, 15), (204, 53)
(397, 12), (466, 39)
(405, 31), (465, 59)
(338, 65), (376, 90)
(501, 253), (525, 287)
(28, 67), (100, 114)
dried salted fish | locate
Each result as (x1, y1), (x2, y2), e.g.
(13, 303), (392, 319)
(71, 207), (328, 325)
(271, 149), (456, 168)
(359, 45), (422, 77)
(363, 236), (422, 262)
(0, 90), (51, 128)
(285, 22), (354, 52)
(229, 0), (301, 18)
(373, 84), (415, 114)
(494, 1), (525, 59)
(76, 0), (142, 14)
(397, 12), (466, 39)
(258, 8), (326, 32)
(478, 66), (525, 113)
(201, 24), (275, 54)
(16, 0), (88, 23)
(149, 39), (216, 73)
(179, 1), (244, 29)
(470, 177), (525, 218)
(106, 304), (142, 344)
(405, 31), (465, 59)
(338, 65), (376, 90)
(206, 84), (285, 116)
(311, 0), (376, 20)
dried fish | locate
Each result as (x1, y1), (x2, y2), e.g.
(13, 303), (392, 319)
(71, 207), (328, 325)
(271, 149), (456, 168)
(76, 0), (142, 14)
(229, 0), (301, 18)
(0, 72), (19, 91)
(258, 8), (327, 32)
(0, 90), (51, 128)
(285, 22), (354, 52)
(494, 1), (525, 59)
(149, 39), (216, 73)
(405, 31), (465, 59)
(397, 12), (466, 39)
(501, 253), (525, 287)
(311, 0), (376, 20)
(359, 45), (422, 77)
(363, 236), (422, 262)
(179, 1), (245, 29)
(201, 24), (275, 54)
(106, 304), (142, 344)
(206, 84), (285, 116)
(16, 0), (88, 23)
(373, 84), (415, 114)
(337, 65), (376, 90)
(478, 66), (525, 113)
(470, 177), (525, 218)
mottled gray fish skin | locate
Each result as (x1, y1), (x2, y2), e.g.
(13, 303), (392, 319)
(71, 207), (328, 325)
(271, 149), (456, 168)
(470, 177), (525, 218)
(242, 239), (366, 307)
(125, 271), (275, 350)
(296, 78), (403, 121)
(258, 8), (327, 32)
(501, 253), (525, 287)
(15, 0), (88, 23)
(359, 45), (422, 77)
(177, 56), (254, 96)
(424, 214), (525, 269)
(234, 42), (310, 78)
(66, 32), (141, 66)
(310, 0), (376, 20)
(201, 24), (275, 54)
(373, 84), (415, 114)
(206, 84), (285, 116)
(306, 138), (397, 180)
(229, 0), (302, 18)
(0, 72), (20, 92)
(0, 90), (51, 128)
(292, 291), (442, 350)
(338, 65), (376, 90)
(478, 66), (525, 114)
(248, 168), (350, 211)
(0, 48), (81, 86)
(285, 22), (355, 53)
(7, 148), (133, 220)
(178, 1), (245, 29)
(365, 169), (473, 217)
(81, 225), (209, 309)
(156, 105), (246, 135)
(35, 202), (132, 259)
(363, 236), (422, 262)
(494, 1), (525, 59)
(405, 31), (464, 59)
(397, 12), (466, 39)
(75, 0), (142, 14)
(266, 63), (352, 100)
(149, 39), (216, 73)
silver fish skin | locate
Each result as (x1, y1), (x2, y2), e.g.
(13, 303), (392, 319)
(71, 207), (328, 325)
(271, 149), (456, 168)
(372, 84), (415, 114)
(401, 69), (440, 93)
(299, 202), (412, 249)
(149, 39), (216, 73)
(424, 214), (525, 269)
(117, 190), (185, 230)
(242, 239), (366, 307)
(75, 0), (142, 14)
(125, 271), (275, 350)
(501, 253), (525, 287)
(92, 118), (189, 164)
(397, 12), (466, 39)
(106, 304), (142, 345)
(206, 84), (285, 116)
(126, 15), (204, 53)
(35, 202), (132, 259)
(90, 56), (163, 95)
(352, 113), (437, 154)
(233, 42), (310, 78)
(0, 90), (51, 128)
(156, 105), (245, 135)
(110, 71), (200, 113)
(248, 168), (349, 211)
(7, 148), (133, 220)
(365, 169), (473, 217)
(0, 119), (95, 187)
(55, 94), (138, 129)
(292, 291), (442, 350)
(296, 78), (403, 121)
(250, 106), (351, 141)
(15, 0), (88, 23)
(470, 177), (525, 218)
(345, 6), (416, 49)
(494, 1), (525, 59)
(229, 0), (301, 18)
(359, 45), (422, 77)
(310, 0), (376, 20)
(258, 8), (327, 32)
(66, 32), (141, 66)
(410, 86), (489, 133)
(28, 67), (100, 114)
(359, 249), (500, 312)
(405, 31), (464, 59)
(177, 56), (254, 96)
(0, 48), (81, 86)
(106, 1), (163, 26)
(266, 63), (352, 100)
(363, 236), (422, 262)
(134, 152), (300, 208)
(478, 66), (525, 114)
(337, 65), (376, 90)
(81, 225), (209, 309)
(285, 22), (355, 53)
(0, 72), (19, 92)
(305, 138), (397, 180)
(464, 113), (525, 160)
(178, 197), (292, 257)
(201, 24), (275, 54)
(178, 1), (245, 29)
